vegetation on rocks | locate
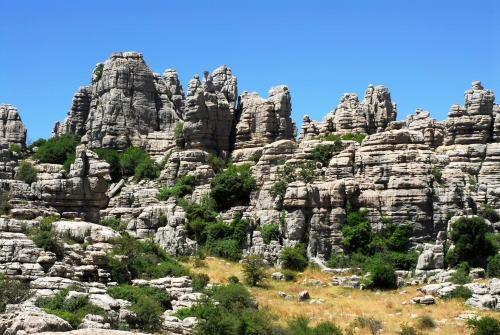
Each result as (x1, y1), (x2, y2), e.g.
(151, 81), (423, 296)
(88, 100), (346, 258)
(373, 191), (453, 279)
(158, 175), (197, 200)
(0, 274), (31, 313)
(33, 134), (78, 165)
(210, 164), (256, 211)
(94, 148), (122, 182)
(25, 216), (64, 259)
(260, 223), (281, 244)
(15, 160), (37, 184)
(280, 244), (309, 272)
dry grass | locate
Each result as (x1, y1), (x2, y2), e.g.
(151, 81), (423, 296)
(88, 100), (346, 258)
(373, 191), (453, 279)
(184, 257), (499, 334)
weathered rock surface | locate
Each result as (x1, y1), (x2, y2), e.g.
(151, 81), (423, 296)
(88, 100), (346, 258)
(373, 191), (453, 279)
(0, 104), (27, 148)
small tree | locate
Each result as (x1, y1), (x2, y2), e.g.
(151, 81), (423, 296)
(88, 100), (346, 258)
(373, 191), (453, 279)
(280, 244), (308, 271)
(210, 164), (256, 210)
(242, 255), (267, 286)
(16, 161), (37, 184)
(33, 135), (78, 164)
(364, 259), (398, 290)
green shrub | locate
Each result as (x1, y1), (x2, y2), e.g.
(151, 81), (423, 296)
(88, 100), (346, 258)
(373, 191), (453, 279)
(451, 262), (471, 284)
(158, 175), (197, 200)
(93, 63), (104, 81)
(341, 210), (373, 254)
(467, 316), (500, 335)
(443, 285), (473, 300)
(108, 234), (190, 283)
(445, 217), (496, 267)
(327, 253), (352, 269)
(132, 295), (163, 332)
(0, 190), (11, 215)
(0, 274), (31, 312)
(192, 273), (210, 292)
(119, 147), (149, 176)
(36, 288), (105, 328)
(227, 275), (240, 284)
(260, 224), (280, 244)
(28, 218), (64, 259)
(364, 259), (398, 290)
(341, 132), (366, 144)
(399, 324), (423, 335)
(310, 144), (336, 166)
(15, 161), (37, 184)
(209, 239), (242, 261)
(99, 217), (126, 232)
(297, 162), (316, 183)
(287, 315), (342, 335)
(487, 254), (500, 278)
(242, 255), (267, 286)
(33, 135), (78, 164)
(282, 269), (298, 282)
(28, 138), (47, 150)
(174, 122), (184, 139)
(107, 284), (171, 309)
(270, 180), (288, 199)
(431, 168), (443, 183)
(480, 204), (500, 223)
(206, 154), (227, 174)
(62, 151), (76, 172)
(280, 244), (308, 272)
(9, 143), (22, 154)
(94, 148), (122, 182)
(134, 156), (159, 180)
(417, 315), (436, 329)
(210, 164), (256, 211)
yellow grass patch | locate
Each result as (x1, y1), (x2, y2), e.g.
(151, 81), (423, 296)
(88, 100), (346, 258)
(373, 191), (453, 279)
(183, 257), (499, 334)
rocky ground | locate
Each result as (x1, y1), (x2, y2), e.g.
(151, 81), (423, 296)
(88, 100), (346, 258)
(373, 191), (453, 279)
(0, 51), (499, 334)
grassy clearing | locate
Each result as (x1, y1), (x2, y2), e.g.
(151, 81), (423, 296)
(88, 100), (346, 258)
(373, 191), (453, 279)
(184, 257), (499, 335)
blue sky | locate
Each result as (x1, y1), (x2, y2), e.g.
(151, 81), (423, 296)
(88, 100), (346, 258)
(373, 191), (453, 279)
(0, 0), (498, 141)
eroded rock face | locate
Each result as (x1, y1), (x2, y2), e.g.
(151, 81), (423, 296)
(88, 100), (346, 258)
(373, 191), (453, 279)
(52, 86), (92, 138)
(0, 104), (27, 148)
(444, 81), (496, 145)
(31, 145), (110, 221)
(233, 85), (295, 151)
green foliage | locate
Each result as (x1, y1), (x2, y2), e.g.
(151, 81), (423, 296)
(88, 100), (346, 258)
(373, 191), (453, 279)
(326, 253), (351, 269)
(487, 254), (500, 278)
(9, 143), (22, 154)
(108, 234), (190, 283)
(310, 144), (336, 166)
(270, 180), (288, 199)
(363, 258), (398, 290)
(431, 168), (443, 183)
(33, 135), (78, 164)
(206, 154), (227, 174)
(36, 288), (105, 328)
(260, 224), (280, 244)
(134, 156), (159, 180)
(242, 255), (267, 286)
(93, 63), (104, 81)
(0, 274), (32, 313)
(480, 204), (500, 222)
(340, 133), (366, 144)
(228, 275), (240, 284)
(192, 273), (210, 292)
(450, 262), (471, 284)
(399, 324), (423, 335)
(158, 175), (197, 200)
(341, 210), (373, 254)
(467, 316), (500, 335)
(445, 217), (496, 267)
(287, 315), (343, 335)
(0, 190), (11, 215)
(62, 151), (76, 172)
(119, 146), (148, 175)
(202, 216), (249, 261)
(416, 315), (436, 330)
(94, 148), (122, 182)
(15, 160), (37, 184)
(108, 284), (170, 331)
(210, 164), (256, 211)
(280, 244), (308, 272)
(27, 217), (64, 259)
(174, 121), (184, 139)
(28, 138), (47, 150)
(176, 284), (279, 335)
(281, 269), (298, 282)
(99, 217), (127, 232)
(443, 285), (473, 300)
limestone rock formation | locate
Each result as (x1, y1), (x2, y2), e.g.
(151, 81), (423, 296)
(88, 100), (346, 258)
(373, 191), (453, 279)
(52, 86), (92, 138)
(0, 104), (27, 148)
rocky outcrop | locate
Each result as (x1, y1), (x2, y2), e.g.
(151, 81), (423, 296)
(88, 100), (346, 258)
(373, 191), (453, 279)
(31, 146), (110, 221)
(233, 86), (294, 151)
(0, 104), (27, 148)
(52, 86), (92, 138)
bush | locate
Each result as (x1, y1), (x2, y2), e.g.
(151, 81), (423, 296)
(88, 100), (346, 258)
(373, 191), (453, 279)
(260, 224), (280, 244)
(192, 273), (210, 292)
(134, 156), (159, 180)
(467, 316), (500, 335)
(399, 324), (423, 335)
(15, 161), (37, 184)
(28, 138), (47, 150)
(0, 274), (31, 312)
(108, 234), (190, 283)
(33, 135), (78, 164)
(287, 315), (342, 335)
(445, 217), (496, 267)
(206, 154), (227, 174)
(341, 132), (366, 144)
(341, 210), (373, 254)
(119, 146), (148, 176)
(450, 262), (471, 284)
(28, 217), (64, 259)
(227, 275), (240, 284)
(364, 259), (398, 290)
(62, 151), (76, 172)
(0, 190), (11, 215)
(36, 288), (105, 328)
(99, 217), (126, 231)
(280, 244), (308, 272)
(417, 315), (436, 329)
(480, 204), (500, 223)
(9, 143), (22, 154)
(270, 180), (288, 199)
(204, 216), (249, 261)
(327, 253), (352, 269)
(158, 175), (197, 200)
(242, 255), (267, 286)
(174, 122), (184, 139)
(487, 254), (500, 278)
(108, 284), (169, 331)
(94, 148), (122, 182)
(443, 285), (473, 300)
(310, 144), (337, 166)
(431, 168), (443, 183)
(210, 164), (256, 211)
